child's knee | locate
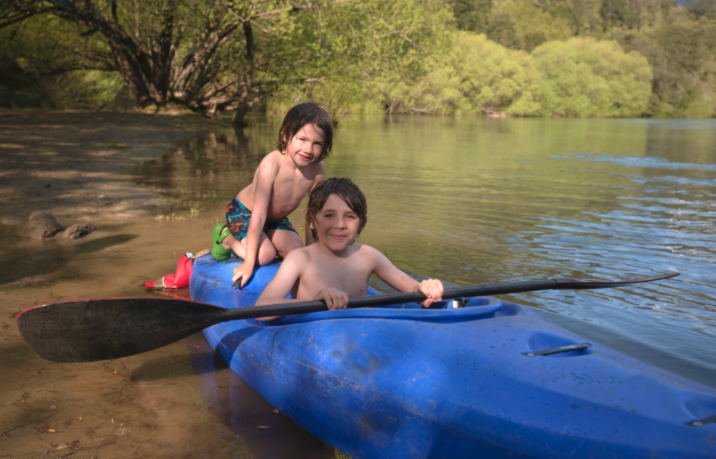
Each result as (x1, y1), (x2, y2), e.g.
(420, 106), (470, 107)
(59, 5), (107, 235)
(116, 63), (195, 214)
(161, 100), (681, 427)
(275, 232), (303, 257)
(257, 244), (277, 265)
(287, 233), (304, 250)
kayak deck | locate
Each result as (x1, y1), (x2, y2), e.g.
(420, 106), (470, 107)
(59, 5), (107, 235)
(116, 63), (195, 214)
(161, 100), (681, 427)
(190, 254), (716, 459)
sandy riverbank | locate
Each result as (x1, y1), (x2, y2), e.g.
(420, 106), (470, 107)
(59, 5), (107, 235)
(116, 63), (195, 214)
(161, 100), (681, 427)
(0, 110), (256, 458)
(0, 109), (223, 226)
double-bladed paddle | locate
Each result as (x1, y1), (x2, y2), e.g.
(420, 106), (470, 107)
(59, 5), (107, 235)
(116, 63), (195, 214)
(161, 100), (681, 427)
(17, 273), (678, 363)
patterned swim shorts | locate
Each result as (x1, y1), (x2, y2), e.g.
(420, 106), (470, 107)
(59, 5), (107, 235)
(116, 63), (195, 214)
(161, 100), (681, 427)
(225, 198), (297, 242)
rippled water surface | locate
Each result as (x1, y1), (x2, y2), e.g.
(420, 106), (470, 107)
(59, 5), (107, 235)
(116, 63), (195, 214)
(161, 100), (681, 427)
(137, 116), (716, 393)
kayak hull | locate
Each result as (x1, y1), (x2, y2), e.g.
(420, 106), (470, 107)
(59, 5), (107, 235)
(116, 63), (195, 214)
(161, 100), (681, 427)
(190, 254), (716, 458)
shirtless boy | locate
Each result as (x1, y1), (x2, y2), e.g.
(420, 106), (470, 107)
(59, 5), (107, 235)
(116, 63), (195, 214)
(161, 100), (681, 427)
(212, 103), (330, 288)
(255, 178), (444, 319)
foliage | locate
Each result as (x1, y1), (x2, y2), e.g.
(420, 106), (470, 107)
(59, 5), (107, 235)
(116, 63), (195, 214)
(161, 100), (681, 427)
(0, 54), (48, 108)
(530, 37), (652, 117)
(44, 70), (127, 110)
(405, 32), (542, 115)
(2, 0), (715, 118)
(0, 0), (314, 121)
(0, 13), (115, 109)
(452, 0), (493, 33)
(600, 0), (675, 30)
(267, 0), (454, 116)
(616, 13), (716, 117)
(685, 0), (716, 19)
(450, 0), (573, 51)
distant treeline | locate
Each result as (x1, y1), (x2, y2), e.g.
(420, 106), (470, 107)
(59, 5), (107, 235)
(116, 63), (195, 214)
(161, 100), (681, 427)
(1, 0), (714, 120)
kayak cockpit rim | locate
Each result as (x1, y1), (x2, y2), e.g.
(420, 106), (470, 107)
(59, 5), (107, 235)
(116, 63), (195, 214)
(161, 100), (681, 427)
(263, 296), (508, 325)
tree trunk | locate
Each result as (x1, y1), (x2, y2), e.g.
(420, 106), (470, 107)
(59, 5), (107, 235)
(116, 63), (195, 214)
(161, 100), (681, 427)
(3, 1), (266, 116)
(234, 20), (254, 127)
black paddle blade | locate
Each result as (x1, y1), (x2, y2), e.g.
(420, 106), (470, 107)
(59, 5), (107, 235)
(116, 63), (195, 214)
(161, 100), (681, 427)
(17, 298), (226, 363)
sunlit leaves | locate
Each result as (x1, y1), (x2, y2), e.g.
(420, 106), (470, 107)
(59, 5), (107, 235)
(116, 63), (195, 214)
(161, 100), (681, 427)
(267, 0), (454, 116)
(531, 38), (652, 117)
(410, 33), (541, 115)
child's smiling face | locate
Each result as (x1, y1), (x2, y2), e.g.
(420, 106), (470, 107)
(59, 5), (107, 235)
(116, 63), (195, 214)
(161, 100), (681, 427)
(285, 123), (325, 166)
(311, 194), (361, 252)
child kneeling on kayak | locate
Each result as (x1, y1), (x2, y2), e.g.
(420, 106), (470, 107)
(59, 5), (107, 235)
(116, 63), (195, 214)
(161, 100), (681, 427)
(212, 102), (330, 288)
(255, 177), (443, 319)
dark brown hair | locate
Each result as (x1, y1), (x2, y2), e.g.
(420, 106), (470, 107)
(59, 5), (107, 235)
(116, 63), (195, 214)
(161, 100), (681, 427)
(307, 178), (367, 240)
(276, 102), (333, 162)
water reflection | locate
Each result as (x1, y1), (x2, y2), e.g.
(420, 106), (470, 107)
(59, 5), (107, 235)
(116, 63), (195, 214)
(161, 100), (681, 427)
(184, 333), (334, 459)
(134, 117), (716, 418)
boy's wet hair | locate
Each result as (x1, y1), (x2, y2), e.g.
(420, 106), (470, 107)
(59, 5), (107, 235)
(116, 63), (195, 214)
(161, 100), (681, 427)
(276, 102), (333, 162)
(307, 178), (367, 240)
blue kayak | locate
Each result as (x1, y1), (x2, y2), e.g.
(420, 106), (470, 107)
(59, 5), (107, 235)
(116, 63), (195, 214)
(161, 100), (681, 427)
(190, 254), (716, 458)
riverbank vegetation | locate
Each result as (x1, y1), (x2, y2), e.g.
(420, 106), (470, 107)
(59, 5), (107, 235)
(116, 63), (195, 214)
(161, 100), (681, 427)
(1, 0), (714, 119)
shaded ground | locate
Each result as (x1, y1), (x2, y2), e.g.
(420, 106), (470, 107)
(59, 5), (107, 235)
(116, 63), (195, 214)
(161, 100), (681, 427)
(0, 109), (223, 226)
(0, 110), (256, 458)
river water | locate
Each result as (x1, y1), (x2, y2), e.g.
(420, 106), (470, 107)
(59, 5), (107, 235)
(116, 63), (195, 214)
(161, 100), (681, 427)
(135, 115), (716, 453)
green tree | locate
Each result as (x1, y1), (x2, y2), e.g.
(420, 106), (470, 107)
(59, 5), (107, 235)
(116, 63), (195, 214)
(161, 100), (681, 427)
(0, 55), (49, 108)
(0, 0), (312, 123)
(451, 0), (493, 33)
(499, 0), (573, 50)
(0, 13), (124, 109)
(452, 0), (573, 51)
(530, 37), (652, 117)
(617, 12), (716, 117)
(568, 0), (604, 34)
(267, 0), (454, 116)
(600, 0), (675, 31)
(395, 32), (542, 115)
(685, 0), (716, 19)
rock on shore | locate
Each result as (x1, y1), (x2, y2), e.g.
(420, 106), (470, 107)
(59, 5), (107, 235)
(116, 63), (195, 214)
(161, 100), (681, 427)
(20, 211), (64, 238)
(63, 222), (97, 240)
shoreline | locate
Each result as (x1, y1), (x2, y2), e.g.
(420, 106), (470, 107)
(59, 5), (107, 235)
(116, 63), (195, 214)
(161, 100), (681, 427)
(0, 109), (227, 226)
(0, 109), (257, 458)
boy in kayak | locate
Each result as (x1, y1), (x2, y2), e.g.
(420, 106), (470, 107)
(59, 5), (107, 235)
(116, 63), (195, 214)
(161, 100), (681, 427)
(255, 178), (443, 319)
(212, 103), (330, 288)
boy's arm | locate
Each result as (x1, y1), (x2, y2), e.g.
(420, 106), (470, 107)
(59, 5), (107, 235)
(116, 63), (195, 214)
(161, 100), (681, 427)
(232, 160), (277, 288)
(304, 162), (325, 246)
(253, 253), (302, 321)
(371, 248), (444, 307)
(255, 250), (304, 307)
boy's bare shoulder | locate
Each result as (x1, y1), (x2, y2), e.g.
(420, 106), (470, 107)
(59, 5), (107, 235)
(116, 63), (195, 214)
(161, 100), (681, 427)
(261, 150), (283, 165)
(284, 245), (312, 263)
(352, 243), (384, 262)
(308, 159), (325, 178)
(354, 243), (378, 253)
(254, 150), (282, 174)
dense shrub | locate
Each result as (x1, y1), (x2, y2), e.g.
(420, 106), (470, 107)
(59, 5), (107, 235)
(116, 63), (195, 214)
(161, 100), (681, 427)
(409, 33), (541, 115)
(616, 13), (716, 118)
(530, 38), (652, 117)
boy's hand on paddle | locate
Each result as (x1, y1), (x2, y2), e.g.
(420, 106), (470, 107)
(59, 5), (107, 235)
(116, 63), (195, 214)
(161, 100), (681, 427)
(314, 288), (349, 311)
(232, 263), (254, 289)
(418, 279), (444, 308)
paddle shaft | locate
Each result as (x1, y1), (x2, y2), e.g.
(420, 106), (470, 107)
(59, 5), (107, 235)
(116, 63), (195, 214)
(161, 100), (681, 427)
(217, 274), (680, 323)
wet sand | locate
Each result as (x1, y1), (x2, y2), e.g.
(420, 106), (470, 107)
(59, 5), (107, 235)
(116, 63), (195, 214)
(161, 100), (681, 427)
(0, 110), (257, 458)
